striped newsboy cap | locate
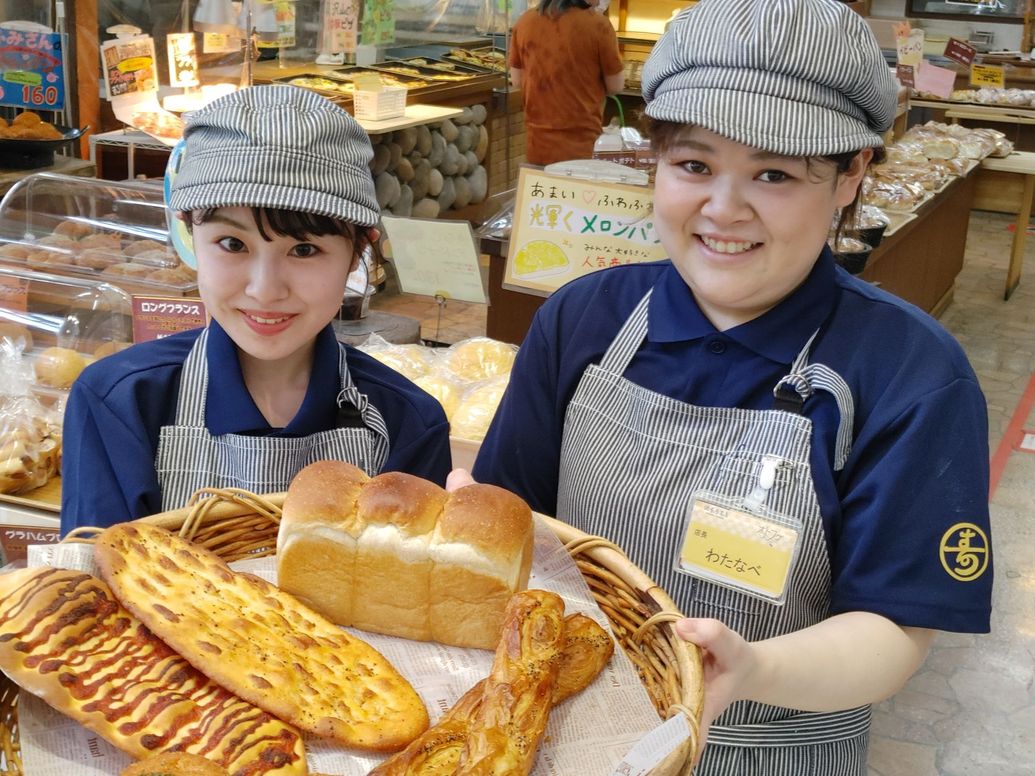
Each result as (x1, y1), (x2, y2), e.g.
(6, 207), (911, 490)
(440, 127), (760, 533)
(642, 0), (897, 157)
(168, 84), (379, 226)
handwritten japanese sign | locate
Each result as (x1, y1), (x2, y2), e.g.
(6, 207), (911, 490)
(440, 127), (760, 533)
(257, 2), (297, 49)
(970, 63), (1005, 88)
(132, 295), (207, 343)
(896, 29), (924, 68)
(381, 216), (487, 304)
(101, 35), (158, 99)
(0, 29), (65, 110)
(504, 168), (666, 297)
(361, 0), (396, 46)
(325, 0), (359, 54)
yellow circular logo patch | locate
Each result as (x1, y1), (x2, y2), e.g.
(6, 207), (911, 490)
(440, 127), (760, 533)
(939, 523), (990, 581)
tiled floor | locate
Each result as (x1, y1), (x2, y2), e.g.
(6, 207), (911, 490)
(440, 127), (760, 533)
(371, 210), (1035, 774)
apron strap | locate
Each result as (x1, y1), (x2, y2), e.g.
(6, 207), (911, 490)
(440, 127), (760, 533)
(708, 705), (871, 748)
(336, 343), (390, 444)
(174, 328), (210, 427)
(773, 329), (855, 471)
(598, 290), (652, 374)
(173, 331), (390, 446)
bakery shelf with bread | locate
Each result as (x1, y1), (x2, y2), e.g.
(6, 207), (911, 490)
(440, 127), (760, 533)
(0, 172), (198, 298)
(0, 482), (703, 776)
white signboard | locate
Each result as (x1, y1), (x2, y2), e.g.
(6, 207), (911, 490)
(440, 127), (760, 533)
(380, 216), (488, 304)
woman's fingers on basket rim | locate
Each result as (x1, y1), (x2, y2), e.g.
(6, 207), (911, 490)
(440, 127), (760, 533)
(446, 467), (477, 491)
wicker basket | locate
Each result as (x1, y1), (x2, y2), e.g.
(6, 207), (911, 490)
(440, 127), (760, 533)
(0, 488), (704, 775)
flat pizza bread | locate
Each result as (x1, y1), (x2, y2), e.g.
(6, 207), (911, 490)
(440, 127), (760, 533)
(95, 522), (428, 752)
(0, 567), (305, 776)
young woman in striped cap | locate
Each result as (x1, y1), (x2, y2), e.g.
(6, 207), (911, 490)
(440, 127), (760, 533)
(470, 0), (992, 772)
(61, 85), (451, 532)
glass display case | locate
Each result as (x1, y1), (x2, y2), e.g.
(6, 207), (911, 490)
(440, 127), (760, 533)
(0, 172), (197, 297)
(0, 264), (134, 499)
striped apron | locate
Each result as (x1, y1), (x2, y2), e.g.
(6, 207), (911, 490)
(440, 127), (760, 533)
(557, 292), (870, 775)
(155, 328), (389, 511)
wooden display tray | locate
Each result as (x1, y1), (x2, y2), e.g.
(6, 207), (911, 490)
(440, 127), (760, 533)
(0, 475), (60, 513)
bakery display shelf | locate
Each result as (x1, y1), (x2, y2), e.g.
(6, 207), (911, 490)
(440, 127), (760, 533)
(0, 477), (60, 513)
(357, 104), (465, 135)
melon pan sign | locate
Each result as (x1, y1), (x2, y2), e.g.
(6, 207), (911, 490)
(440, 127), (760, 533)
(503, 167), (667, 297)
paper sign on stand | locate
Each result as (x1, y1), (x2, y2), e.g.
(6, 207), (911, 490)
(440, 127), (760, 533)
(504, 167), (666, 297)
(380, 216), (488, 304)
(971, 63), (1005, 88)
(915, 60), (957, 99)
(100, 33), (158, 99)
(896, 28), (925, 67)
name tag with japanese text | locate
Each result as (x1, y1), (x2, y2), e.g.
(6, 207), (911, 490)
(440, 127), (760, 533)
(676, 492), (801, 605)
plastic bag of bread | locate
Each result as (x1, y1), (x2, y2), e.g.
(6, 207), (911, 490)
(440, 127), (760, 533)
(440, 336), (517, 382)
(358, 333), (437, 381)
(413, 371), (464, 420)
(0, 395), (62, 494)
(450, 374), (510, 442)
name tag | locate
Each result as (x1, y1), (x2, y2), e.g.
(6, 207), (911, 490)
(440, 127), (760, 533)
(677, 490), (800, 605)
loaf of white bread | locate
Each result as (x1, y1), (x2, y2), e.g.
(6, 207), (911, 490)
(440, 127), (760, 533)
(276, 460), (534, 650)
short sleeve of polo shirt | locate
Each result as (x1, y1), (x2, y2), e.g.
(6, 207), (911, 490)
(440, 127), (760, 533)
(828, 371), (991, 632)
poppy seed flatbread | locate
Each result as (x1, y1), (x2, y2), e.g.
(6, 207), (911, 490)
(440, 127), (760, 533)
(94, 522), (429, 752)
(0, 567), (305, 776)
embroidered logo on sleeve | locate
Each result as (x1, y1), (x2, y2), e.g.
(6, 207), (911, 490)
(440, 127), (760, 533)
(939, 523), (990, 581)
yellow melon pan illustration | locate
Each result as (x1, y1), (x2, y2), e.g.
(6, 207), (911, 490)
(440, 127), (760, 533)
(514, 240), (569, 277)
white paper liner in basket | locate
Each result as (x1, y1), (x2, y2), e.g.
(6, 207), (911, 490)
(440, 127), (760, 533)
(17, 517), (690, 775)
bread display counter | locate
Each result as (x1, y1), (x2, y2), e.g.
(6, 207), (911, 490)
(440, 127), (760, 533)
(0, 265), (134, 546)
(0, 173), (197, 298)
(0, 174), (197, 534)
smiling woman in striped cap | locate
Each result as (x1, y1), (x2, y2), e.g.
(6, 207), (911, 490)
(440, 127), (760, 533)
(61, 85), (451, 532)
(470, 0), (993, 772)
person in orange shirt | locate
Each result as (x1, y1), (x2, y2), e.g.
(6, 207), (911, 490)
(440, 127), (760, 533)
(509, 0), (625, 166)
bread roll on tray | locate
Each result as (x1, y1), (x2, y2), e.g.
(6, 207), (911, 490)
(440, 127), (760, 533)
(277, 460), (534, 650)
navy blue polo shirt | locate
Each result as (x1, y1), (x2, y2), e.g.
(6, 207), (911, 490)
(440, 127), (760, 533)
(474, 250), (991, 633)
(61, 320), (451, 533)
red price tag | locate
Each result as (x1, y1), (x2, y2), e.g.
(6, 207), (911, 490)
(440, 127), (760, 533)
(896, 64), (916, 88)
(132, 295), (207, 343)
(944, 38), (977, 66)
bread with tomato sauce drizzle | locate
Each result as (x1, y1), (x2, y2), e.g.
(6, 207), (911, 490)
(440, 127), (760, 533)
(0, 567), (305, 776)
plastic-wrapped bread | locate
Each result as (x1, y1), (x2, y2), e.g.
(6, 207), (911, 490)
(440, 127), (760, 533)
(441, 337), (517, 382)
(276, 460), (535, 649)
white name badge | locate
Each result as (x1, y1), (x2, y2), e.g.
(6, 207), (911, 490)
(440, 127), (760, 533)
(674, 456), (803, 604)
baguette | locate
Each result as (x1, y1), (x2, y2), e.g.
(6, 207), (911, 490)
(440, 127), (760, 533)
(277, 460), (534, 649)
(95, 522), (428, 752)
(0, 567), (306, 776)
(369, 612), (613, 776)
